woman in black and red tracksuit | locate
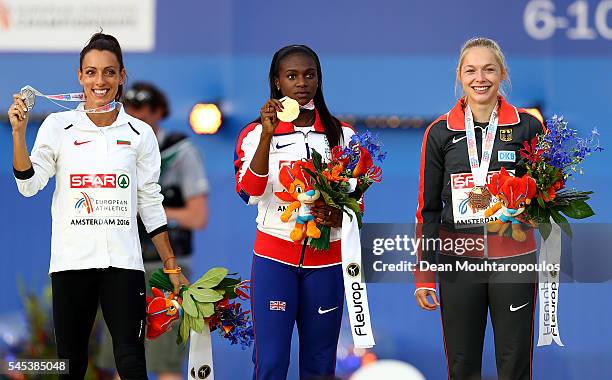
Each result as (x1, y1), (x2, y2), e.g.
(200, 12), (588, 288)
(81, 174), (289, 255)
(414, 38), (545, 380)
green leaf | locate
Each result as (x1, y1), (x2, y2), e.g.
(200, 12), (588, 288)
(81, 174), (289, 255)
(538, 222), (552, 240)
(192, 267), (229, 289)
(213, 277), (241, 299)
(213, 277), (241, 290)
(178, 314), (191, 345)
(320, 191), (339, 208)
(558, 200), (595, 220)
(311, 149), (323, 172)
(196, 302), (215, 318)
(191, 315), (205, 334)
(181, 290), (199, 318)
(189, 287), (224, 303)
(148, 269), (173, 293)
(550, 208), (572, 238)
(309, 225), (331, 250)
(537, 196), (546, 209)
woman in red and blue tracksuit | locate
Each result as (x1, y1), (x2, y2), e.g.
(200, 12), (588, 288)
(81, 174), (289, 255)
(234, 45), (355, 380)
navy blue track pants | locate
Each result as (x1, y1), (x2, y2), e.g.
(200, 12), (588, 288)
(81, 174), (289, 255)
(250, 255), (344, 380)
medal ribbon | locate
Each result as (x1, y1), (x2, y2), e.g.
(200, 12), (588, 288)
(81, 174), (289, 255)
(299, 99), (315, 110)
(20, 85), (118, 114)
(464, 103), (499, 186)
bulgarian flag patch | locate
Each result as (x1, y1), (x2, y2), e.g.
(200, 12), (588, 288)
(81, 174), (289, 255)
(117, 139), (131, 145)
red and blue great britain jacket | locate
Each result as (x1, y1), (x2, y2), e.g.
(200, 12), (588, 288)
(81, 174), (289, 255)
(234, 111), (354, 268)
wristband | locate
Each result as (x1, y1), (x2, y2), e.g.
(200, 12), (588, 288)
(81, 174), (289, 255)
(163, 266), (182, 274)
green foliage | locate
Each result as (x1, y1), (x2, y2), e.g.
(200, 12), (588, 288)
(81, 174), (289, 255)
(162, 267), (248, 345)
(304, 149), (365, 250)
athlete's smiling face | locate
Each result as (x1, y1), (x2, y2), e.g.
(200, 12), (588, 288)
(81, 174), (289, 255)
(275, 53), (318, 106)
(458, 46), (505, 107)
(78, 49), (125, 108)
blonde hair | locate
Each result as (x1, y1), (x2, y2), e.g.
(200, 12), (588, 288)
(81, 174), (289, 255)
(455, 37), (511, 98)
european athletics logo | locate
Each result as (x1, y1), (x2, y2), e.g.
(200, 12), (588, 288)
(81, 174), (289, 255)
(75, 192), (94, 214)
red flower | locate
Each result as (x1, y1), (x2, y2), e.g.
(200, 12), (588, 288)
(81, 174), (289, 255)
(331, 146), (345, 161)
(352, 146), (374, 177)
(323, 162), (349, 183)
(520, 136), (543, 163)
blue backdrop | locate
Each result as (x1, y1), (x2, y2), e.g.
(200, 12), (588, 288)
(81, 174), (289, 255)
(1, 1), (611, 379)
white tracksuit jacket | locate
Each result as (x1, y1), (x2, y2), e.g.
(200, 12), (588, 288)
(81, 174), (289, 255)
(14, 104), (166, 274)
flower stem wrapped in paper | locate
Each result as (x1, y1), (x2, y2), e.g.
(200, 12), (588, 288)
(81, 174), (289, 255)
(304, 130), (386, 250)
(515, 115), (603, 239)
(147, 267), (253, 347)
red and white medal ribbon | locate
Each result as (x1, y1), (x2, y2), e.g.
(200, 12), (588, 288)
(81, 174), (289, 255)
(299, 99), (315, 110)
(20, 85), (118, 114)
(464, 103), (499, 187)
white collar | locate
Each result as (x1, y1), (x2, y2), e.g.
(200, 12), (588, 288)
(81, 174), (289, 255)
(75, 102), (130, 130)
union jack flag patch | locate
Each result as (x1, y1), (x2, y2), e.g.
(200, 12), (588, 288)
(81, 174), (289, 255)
(269, 300), (286, 311)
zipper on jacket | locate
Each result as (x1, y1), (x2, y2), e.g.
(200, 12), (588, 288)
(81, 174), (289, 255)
(304, 130), (313, 159)
(298, 239), (308, 270)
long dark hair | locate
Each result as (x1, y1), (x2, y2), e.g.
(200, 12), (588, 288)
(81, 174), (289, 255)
(268, 45), (343, 148)
(79, 32), (125, 101)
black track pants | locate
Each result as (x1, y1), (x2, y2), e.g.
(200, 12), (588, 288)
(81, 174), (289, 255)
(438, 253), (537, 380)
(51, 267), (147, 380)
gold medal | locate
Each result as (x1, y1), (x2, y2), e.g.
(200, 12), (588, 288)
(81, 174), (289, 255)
(468, 186), (492, 211)
(276, 96), (300, 122)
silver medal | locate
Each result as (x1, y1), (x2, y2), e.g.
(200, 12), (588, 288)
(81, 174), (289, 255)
(20, 85), (36, 112)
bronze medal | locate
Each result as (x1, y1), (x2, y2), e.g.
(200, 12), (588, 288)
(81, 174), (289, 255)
(468, 186), (492, 211)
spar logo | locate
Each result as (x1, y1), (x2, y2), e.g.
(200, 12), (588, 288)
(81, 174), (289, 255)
(118, 174), (130, 188)
(71, 174), (116, 188)
(70, 174), (130, 189)
(75, 192), (94, 214)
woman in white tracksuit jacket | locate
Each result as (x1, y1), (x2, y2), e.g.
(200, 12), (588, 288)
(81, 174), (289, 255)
(8, 33), (188, 380)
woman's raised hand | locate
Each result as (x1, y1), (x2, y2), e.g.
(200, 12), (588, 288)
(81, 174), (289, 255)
(8, 94), (29, 134)
(260, 99), (283, 136)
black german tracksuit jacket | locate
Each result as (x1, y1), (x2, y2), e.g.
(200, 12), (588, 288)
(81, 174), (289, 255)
(415, 96), (545, 289)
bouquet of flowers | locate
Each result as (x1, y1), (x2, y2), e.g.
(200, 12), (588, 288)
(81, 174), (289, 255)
(148, 267), (253, 348)
(517, 115), (602, 239)
(304, 130), (386, 250)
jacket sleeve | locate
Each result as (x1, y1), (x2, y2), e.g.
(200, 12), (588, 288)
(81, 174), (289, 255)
(14, 115), (59, 197)
(414, 121), (445, 292)
(136, 126), (167, 236)
(528, 113), (546, 137)
(234, 123), (268, 205)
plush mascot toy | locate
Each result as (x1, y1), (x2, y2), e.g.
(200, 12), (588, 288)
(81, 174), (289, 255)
(145, 287), (183, 340)
(275, 160), (321, 242)
(484, 167), (537, 242)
